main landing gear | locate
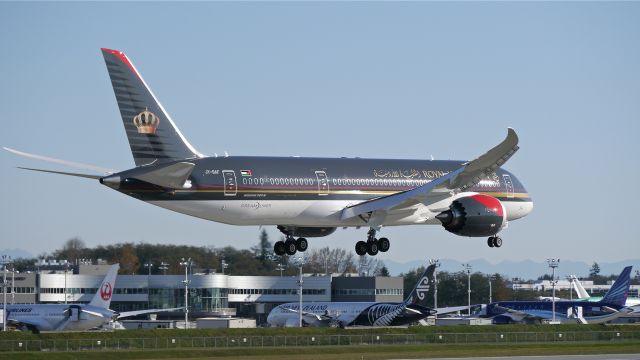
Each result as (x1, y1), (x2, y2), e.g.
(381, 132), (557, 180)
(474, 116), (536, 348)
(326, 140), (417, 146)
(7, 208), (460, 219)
(274, 235), (308, 256)
(355, 228), (390, 257)
(487, 236), (503, 248)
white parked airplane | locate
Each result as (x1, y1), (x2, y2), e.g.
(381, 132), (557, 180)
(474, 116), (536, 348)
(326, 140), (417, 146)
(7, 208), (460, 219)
(570, 274), (640, 307)
(1, 264), (180, 333)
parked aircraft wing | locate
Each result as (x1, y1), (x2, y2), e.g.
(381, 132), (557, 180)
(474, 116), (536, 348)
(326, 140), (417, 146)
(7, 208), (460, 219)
(341, 128), (519, 222)
(282, 307), (331, 322)
(117, 307), (184, 319)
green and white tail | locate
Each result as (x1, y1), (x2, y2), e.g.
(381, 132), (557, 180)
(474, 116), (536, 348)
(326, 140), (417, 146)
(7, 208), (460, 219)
(101, 48), (202, 167)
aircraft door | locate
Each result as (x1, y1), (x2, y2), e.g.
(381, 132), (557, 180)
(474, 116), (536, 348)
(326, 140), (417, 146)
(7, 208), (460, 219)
(222, 170), (237, 196)
(315, 171), (329, 196)
(502, 174), (514, 198)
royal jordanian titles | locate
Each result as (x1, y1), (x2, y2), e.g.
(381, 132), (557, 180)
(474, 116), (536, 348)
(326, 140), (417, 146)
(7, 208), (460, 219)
(5, 48), (533, 256)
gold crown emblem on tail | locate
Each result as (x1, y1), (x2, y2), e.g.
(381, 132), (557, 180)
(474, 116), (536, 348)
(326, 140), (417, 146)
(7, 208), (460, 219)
(133, 108), (160, 134)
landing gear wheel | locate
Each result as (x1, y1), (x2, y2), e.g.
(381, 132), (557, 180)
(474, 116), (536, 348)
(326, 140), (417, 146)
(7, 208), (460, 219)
(493, 236), (502, 248)
(487, 237), (495, 248)
(378, 237), (390, 252)
(355, 241), (367, 256)
(296, 237), (308, 252)
(367, 240), (379, 256)
(274, 241), (286, 256)
(285, 239), (297, 255)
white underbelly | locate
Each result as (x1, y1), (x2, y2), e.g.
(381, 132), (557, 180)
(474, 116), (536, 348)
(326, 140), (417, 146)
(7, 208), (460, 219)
(148, 200), (439, 226)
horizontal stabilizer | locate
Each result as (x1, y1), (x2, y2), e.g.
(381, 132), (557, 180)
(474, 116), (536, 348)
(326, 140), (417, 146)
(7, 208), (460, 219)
(131, 162), (195, 189)
(4, 147), (113, 174)
(17, 167), (102, 180)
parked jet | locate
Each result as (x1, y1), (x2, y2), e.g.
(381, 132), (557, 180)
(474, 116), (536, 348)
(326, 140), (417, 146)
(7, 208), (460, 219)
(570, 274), (640, 307)
(267, 264), (437, 327)
(5, 48), (533, 256)
(478, 266), (634, 324)
(1, 264), (180, 333)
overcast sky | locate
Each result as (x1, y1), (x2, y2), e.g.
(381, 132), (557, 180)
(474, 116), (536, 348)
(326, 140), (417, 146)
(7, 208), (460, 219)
(1, 2), (639, 266)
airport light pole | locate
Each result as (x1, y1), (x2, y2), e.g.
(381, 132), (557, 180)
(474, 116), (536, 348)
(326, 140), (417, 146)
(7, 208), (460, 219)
(144, 262), (153, 309)
(567, 276), (574, 301)
(291, 256), (307, 328)
(159, 261), (169, 275)
(221, 259), (229, 275)
(547, 258), (560, 323)
(2, 255), (12, 332)
(429, 259), (440, 319)
(462, 264), (472, 316)
(489, 275), (497, 304)
(180, 258), (192, 329)
(275, 263), (286, 277)
(64, 261), (69, 304)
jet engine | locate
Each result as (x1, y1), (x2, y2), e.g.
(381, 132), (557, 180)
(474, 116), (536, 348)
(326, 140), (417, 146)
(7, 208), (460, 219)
(435, 194), (506, 237)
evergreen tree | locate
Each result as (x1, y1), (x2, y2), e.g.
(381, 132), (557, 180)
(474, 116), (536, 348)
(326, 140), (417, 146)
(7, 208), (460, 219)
(589, 262), (601, 278)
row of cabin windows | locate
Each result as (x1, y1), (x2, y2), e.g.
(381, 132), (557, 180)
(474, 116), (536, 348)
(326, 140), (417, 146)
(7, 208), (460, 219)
(240, 177), (431, 187)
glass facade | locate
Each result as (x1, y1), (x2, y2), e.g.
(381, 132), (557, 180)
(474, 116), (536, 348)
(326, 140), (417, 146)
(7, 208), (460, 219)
(149, 288), (228, 312)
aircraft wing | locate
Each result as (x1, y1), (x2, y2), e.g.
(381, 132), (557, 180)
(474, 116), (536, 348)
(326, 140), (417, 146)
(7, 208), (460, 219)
(6, 317), (50, 331)
(493, 305), (535, 322)
(117, 307), (184, 319)
(340, 128), (519, 223)
(434, 305), (472, 315)
(281, 307), (332, 322)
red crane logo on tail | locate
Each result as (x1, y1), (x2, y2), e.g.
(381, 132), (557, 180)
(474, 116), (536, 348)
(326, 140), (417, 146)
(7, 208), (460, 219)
(100, 282), (113, 301)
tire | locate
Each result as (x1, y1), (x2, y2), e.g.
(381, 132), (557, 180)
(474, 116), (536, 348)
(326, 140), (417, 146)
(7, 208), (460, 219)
(487, 237), (495, 248)
(493, 237), (503, 248)
(355, 241), (367, 256)
(274, 241), (286, 256)
(285, 240), (297, 255)
(367, 241), (379, 256)
(378, 237), (390, 252)
(296, 237), (308, 252)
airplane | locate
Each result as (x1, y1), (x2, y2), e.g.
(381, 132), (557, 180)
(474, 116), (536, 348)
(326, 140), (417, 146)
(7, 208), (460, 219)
(4, 48), (533, 257)
(1, 264), (181, 333)
(267, 264), (437, 327)
(570, 274), (640, 307)
(477, 266), (634, 324)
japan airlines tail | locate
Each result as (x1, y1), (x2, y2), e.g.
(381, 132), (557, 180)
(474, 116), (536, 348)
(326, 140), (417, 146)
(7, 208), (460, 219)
(5, 48), (533, 257)
(267, 264), (437, 327)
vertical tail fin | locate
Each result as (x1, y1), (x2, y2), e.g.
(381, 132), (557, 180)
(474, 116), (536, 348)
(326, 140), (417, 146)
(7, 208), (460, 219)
(88, 264), (119, 309)
(101, 48), (202, 167)
(404, 264), (436, 306)
(600, 266), (632, 307)
(570, 275), (591, 300)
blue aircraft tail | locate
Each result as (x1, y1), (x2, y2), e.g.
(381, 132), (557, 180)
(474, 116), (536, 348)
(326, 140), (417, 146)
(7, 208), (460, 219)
(600, 266), (632, 306)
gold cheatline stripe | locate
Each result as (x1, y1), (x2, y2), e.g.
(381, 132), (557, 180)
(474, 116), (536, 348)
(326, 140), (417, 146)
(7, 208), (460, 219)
(174, 189), (530, 198)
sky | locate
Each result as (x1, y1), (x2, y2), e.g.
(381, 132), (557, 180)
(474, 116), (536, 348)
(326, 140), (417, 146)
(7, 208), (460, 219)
(1, 2), (639, 267)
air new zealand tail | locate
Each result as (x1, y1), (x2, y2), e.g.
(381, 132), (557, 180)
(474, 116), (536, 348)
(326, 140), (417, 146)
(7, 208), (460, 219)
(101, 48), (202, 167)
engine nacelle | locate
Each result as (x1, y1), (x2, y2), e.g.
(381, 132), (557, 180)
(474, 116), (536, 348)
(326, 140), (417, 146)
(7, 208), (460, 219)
(277, 226), (337, 238)
(436, 194), (506, 237)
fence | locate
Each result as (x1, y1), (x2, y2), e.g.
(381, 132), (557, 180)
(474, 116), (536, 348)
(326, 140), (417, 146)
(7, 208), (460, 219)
(1, 331), (639, 352)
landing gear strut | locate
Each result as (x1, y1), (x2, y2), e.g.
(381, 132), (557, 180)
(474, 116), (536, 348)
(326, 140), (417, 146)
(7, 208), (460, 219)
(487, 236), (502, 248)
(355, 228), (390, 256)
(274, 234), (308, 256)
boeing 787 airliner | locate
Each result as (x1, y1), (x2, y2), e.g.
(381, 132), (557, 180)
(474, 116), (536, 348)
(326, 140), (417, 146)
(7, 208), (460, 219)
(5, 48), (533, 257)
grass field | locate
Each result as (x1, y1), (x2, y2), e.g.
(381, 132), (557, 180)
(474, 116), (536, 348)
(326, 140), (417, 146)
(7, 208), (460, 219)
(3, 342), (640, 360)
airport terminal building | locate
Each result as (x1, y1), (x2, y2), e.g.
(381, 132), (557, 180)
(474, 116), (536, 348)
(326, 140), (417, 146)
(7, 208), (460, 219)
(4, 262), (404, 325)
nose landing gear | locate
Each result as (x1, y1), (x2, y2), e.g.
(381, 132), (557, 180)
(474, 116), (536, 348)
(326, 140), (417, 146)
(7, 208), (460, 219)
(355, 228), (390, 256)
